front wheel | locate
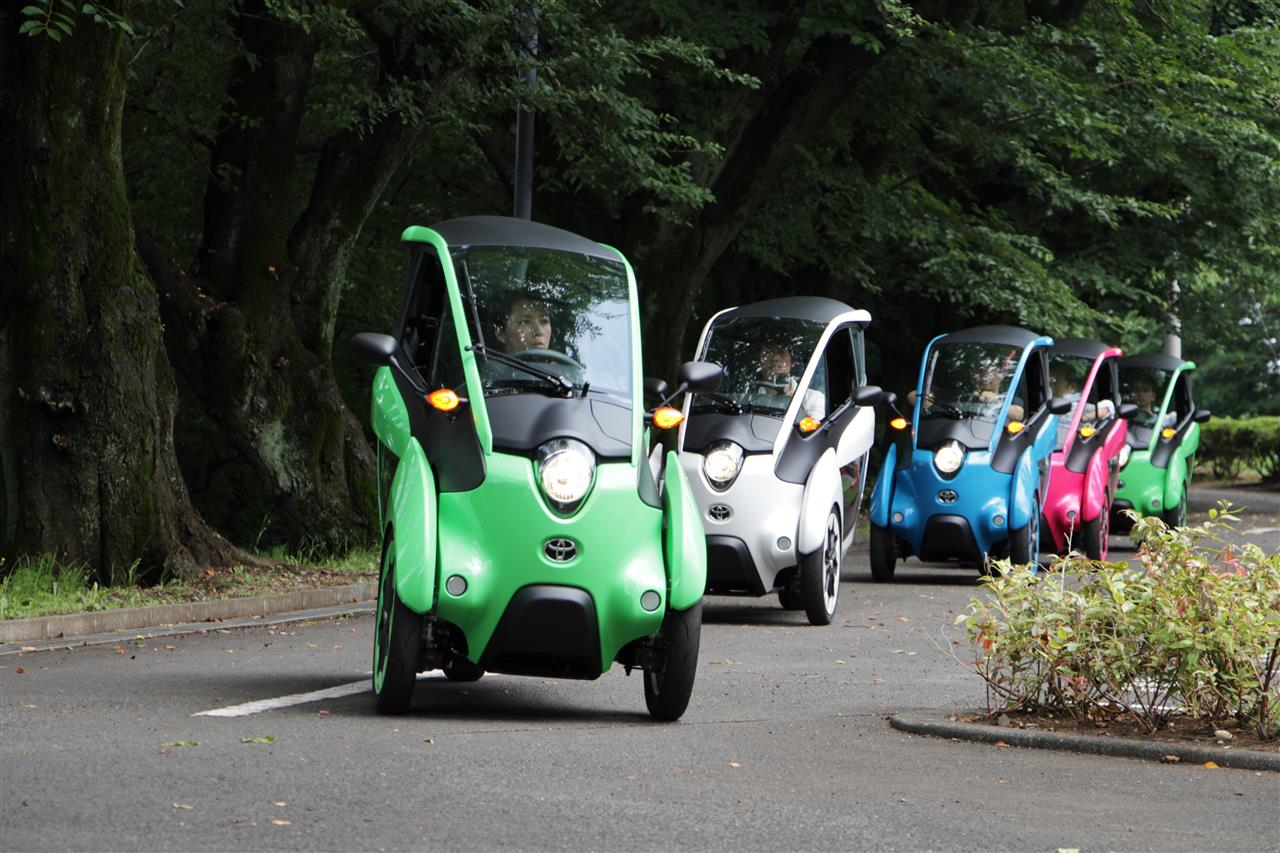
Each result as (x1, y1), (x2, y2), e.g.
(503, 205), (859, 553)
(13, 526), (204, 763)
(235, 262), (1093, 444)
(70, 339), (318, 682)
(1084, 497), (1109, 561)
(800, 507), (841, 625)
(1162, 483), (1188, 528)
(373, 534), (422, 715)
(644, 602), (702, 721)
(869, 524), (897, 582)
(1009, 495), (1040, 568)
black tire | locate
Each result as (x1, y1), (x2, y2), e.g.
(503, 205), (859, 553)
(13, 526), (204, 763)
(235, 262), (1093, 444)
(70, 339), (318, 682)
(777, 587), (804, 610)
(644, 602), (702, 721)
(800, 507), (841, 626)
(373, 534), (423, 715)
(1083, 504), (1108, 562)
(1162, 483), (1188, 528)
(1008, 496), (1040, 567)
(442, 654), (484, 682)
(869, 523), (897, 582)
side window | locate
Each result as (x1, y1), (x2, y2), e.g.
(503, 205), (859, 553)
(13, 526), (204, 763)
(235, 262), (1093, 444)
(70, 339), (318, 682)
(823, 328), (855, 411)
(429, 299), (465, 391)
(1025, 353), (1049, 412)
(851, 327), (867, 386)
(398, 251), (448, 371)
(799, 352), (829, 422)
(1174, 374), (1193, 421)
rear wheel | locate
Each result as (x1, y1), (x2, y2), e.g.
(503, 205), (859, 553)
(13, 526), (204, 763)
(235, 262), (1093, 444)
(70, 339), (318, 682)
(1162, 483), (1188, 528)
(644, 602), (702, 721)
(1084, 493), (1110, 561)
(373, 534), (422, 715)
(869, 524), (897, 582)
(800, 507), (841, 625)
(442, 654), (484, 683)
(777, 586), (804, 610)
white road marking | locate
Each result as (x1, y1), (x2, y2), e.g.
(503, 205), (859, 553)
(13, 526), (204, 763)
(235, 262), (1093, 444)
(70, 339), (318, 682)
(194, 679), (369, 717)
(1242, 526), (1278, 535)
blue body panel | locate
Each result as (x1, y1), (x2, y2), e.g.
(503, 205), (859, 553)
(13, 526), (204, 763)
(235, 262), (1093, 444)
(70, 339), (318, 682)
(871, 331), (1057, 564)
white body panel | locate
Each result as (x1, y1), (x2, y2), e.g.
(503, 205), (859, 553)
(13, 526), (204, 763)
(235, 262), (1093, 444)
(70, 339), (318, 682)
(679, 452), (804, 592)
(799, 448), (842, 555)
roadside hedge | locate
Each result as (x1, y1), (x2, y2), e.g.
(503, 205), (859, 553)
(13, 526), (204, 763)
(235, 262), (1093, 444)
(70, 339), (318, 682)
(958, 508), (1280, 739)
(1197, 416), (1280, 482)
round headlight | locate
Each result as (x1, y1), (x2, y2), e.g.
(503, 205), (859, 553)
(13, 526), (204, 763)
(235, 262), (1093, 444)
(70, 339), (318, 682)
(537, 438), (595, 512)
(703, 440), (744, 489)
(933, 440), (965, 475)
(1118, 444), (1131, 470)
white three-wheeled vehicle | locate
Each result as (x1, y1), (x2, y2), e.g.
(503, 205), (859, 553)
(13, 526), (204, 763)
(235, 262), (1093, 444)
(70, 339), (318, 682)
(676, 298), (882, 624)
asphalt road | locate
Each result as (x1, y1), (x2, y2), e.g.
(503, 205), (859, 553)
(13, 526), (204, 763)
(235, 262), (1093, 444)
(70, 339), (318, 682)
(2, 499), (1277, 852)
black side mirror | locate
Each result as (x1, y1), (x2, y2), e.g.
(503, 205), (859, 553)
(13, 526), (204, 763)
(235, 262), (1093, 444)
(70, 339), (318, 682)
(853, 384), (884, 407)
(351, 332), (397, 367)
(644, 377), (670, 401)
(677, 360), (724, 394)
(1048, 396), (1073, 416)
(1118, 403), (1139, 421)
(881, 391), (899, 409)
(1193, 408), (1212, 423)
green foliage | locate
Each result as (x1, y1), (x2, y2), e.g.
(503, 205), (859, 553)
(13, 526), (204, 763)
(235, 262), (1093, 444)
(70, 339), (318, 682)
(957, 507), (1280, 739)
(0, 554), (179, 620)
(1199, 416), (1280, 482)
(19, 1), (135, 40)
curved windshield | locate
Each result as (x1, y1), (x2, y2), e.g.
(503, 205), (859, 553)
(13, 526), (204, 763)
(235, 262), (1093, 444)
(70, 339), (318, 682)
(456, 246), (632, 399)
(693, 316), (826, 419)
(1120, 365), (1173, 448)
(921, 342), (1028, 418)
(1049, 354), (1115, 450)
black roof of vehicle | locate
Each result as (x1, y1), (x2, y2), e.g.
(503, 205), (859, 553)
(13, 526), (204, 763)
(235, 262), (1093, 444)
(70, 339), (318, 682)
(718, 296), (858, 325)
(938, 325), (1043, 347)
(426, 215), (622, 262)
(1049, 338), (1112, 359)
(1118, 351), (1190, 371)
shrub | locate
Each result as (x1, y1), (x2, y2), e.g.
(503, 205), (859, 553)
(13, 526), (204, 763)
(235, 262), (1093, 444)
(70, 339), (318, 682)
(1199, 416), (1280, 482)
(957, 507), (1280, 738)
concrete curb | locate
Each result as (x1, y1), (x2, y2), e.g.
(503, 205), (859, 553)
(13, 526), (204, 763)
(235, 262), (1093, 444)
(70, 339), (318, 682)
(0, 582), (375, 646)
(890, 711), (1280, 772)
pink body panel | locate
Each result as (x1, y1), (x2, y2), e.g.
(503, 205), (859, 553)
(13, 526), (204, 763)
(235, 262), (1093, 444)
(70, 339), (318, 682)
(1043, 347), (1126, 553)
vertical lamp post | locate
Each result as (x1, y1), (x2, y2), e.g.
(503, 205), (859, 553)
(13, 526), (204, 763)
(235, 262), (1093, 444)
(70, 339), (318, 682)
(513, 8), (538, 220)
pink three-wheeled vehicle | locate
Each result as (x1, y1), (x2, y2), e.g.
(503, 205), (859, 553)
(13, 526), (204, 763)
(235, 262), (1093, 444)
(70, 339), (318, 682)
(1041, 339), (1134, 560)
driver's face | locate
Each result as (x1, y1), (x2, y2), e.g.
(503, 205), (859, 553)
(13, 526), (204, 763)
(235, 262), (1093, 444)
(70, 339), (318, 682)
(1133, 381), (1155, 409)
(760, 346), (793, 377)
(496, 299), (551, 352)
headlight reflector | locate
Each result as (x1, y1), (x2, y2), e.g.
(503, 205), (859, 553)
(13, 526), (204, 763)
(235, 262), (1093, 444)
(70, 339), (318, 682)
(703, 440), (744, 489)
(537, 438), (595, 513)
(933, 440), (965, 475)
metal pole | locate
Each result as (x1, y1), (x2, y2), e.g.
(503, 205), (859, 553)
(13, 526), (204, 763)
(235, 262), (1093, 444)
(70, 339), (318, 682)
(513, 12), (538, 220)
(1163, 277), (1181, 358)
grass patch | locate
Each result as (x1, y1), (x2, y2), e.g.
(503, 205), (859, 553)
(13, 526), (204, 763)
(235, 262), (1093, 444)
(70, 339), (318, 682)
(0, 545), (380, 622)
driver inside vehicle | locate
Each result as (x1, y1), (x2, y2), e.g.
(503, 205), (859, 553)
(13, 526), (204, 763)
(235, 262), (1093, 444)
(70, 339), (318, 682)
(494, 296), (552, 353)
(754, 342), (825, 420)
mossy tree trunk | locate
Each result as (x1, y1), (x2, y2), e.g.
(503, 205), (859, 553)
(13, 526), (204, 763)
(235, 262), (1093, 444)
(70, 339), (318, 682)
(0, 5), (238, 581)
(151, 2), (433, 549)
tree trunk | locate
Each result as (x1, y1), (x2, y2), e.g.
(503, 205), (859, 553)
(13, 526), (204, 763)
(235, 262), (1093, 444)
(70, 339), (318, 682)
(155, 2), (430, 549)
(0, 6), (238, 581)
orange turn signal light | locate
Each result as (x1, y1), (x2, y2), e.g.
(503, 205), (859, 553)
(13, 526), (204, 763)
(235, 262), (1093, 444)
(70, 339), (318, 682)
(1079, 426), (1096, 439)
(1006, 420), (1025, 434)
(1161, 427), (1176, 439)
(652, 406), (684, 430)
(798, 417), (821, 433)
(427, 388), (460, 412)
(889, 417), (908, 431)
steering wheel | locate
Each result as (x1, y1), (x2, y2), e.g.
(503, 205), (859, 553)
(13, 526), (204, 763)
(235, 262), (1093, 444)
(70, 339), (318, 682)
(513, 347), (584, 370)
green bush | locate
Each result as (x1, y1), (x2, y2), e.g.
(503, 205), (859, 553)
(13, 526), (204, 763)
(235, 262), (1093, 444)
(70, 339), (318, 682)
(1198, 416), (1280, 482)
(957, 507), (1280, 738)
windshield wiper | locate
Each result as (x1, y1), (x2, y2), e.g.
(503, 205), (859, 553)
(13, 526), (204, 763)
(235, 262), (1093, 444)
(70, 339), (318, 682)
(923, 401), (965, 419)
(693, 392), (744, 414)
(467, 344), (574, 395)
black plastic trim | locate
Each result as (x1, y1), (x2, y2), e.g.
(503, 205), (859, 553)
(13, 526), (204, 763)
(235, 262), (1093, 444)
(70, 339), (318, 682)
(919, 514), (982, 563)
(682, 411), (779, 454)
(479, 585), (603, 680)
(1064, 418), (1118, 474)
(485, 395), (632, 459)
(991, 409), (1051, 474)
(1149, 417), (1193, 469)
(390, 368), (486, 492)
(774, 399), (860, 485)
(705, 536), (768, 595)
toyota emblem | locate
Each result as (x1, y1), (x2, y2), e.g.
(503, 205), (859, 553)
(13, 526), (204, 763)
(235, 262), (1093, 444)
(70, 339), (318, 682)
(708, 504), (732, 522)
(544, 538), (578, 562)
(938, 489), (958, 504)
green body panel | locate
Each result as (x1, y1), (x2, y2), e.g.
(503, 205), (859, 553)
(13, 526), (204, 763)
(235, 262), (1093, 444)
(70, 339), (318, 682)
(389, 438), (438, 613)
(433, 453), (665, 673)
(400, 226), (493, 454)
(662, 450), (708, 611)
(371, 366), (411, 459)
(1116, 361), (1201, 517)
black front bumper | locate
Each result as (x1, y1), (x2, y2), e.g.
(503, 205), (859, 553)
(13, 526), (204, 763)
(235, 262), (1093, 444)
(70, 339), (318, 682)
(480, 585), (602, 679)
(705, 535), (767, 596)
(919, 514), (982, 565)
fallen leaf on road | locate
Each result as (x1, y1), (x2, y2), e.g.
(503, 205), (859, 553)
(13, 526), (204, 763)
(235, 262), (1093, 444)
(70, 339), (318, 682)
(22, 703), (37, 709)
(835, 659), (846, 665)
(1203, 761), (1219, 769)
(997, 779), (1008, 784)
(165, 741), (198, 748)
(19, 646), (36, 652)
(709, 659), (737, 665)
(871, 677), (884, 684)
(1161, 755), (1180, 763)
(995, 741), (1008, 748)
(727, 762), (741, 768)
(164, 645), (176, 651)
(241, 736), (275, 744)
(232, 816), (247, 825)
(273, 801), (287, 807)
(173, 803), (194, 810)
(423, 737), (433, 744)
(272, 819), (291, 826)
(114, 646), (126, 654)
(317, 709), (330, 716)
(14, 667), (24, 674)
(897, 616), (910, 622)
